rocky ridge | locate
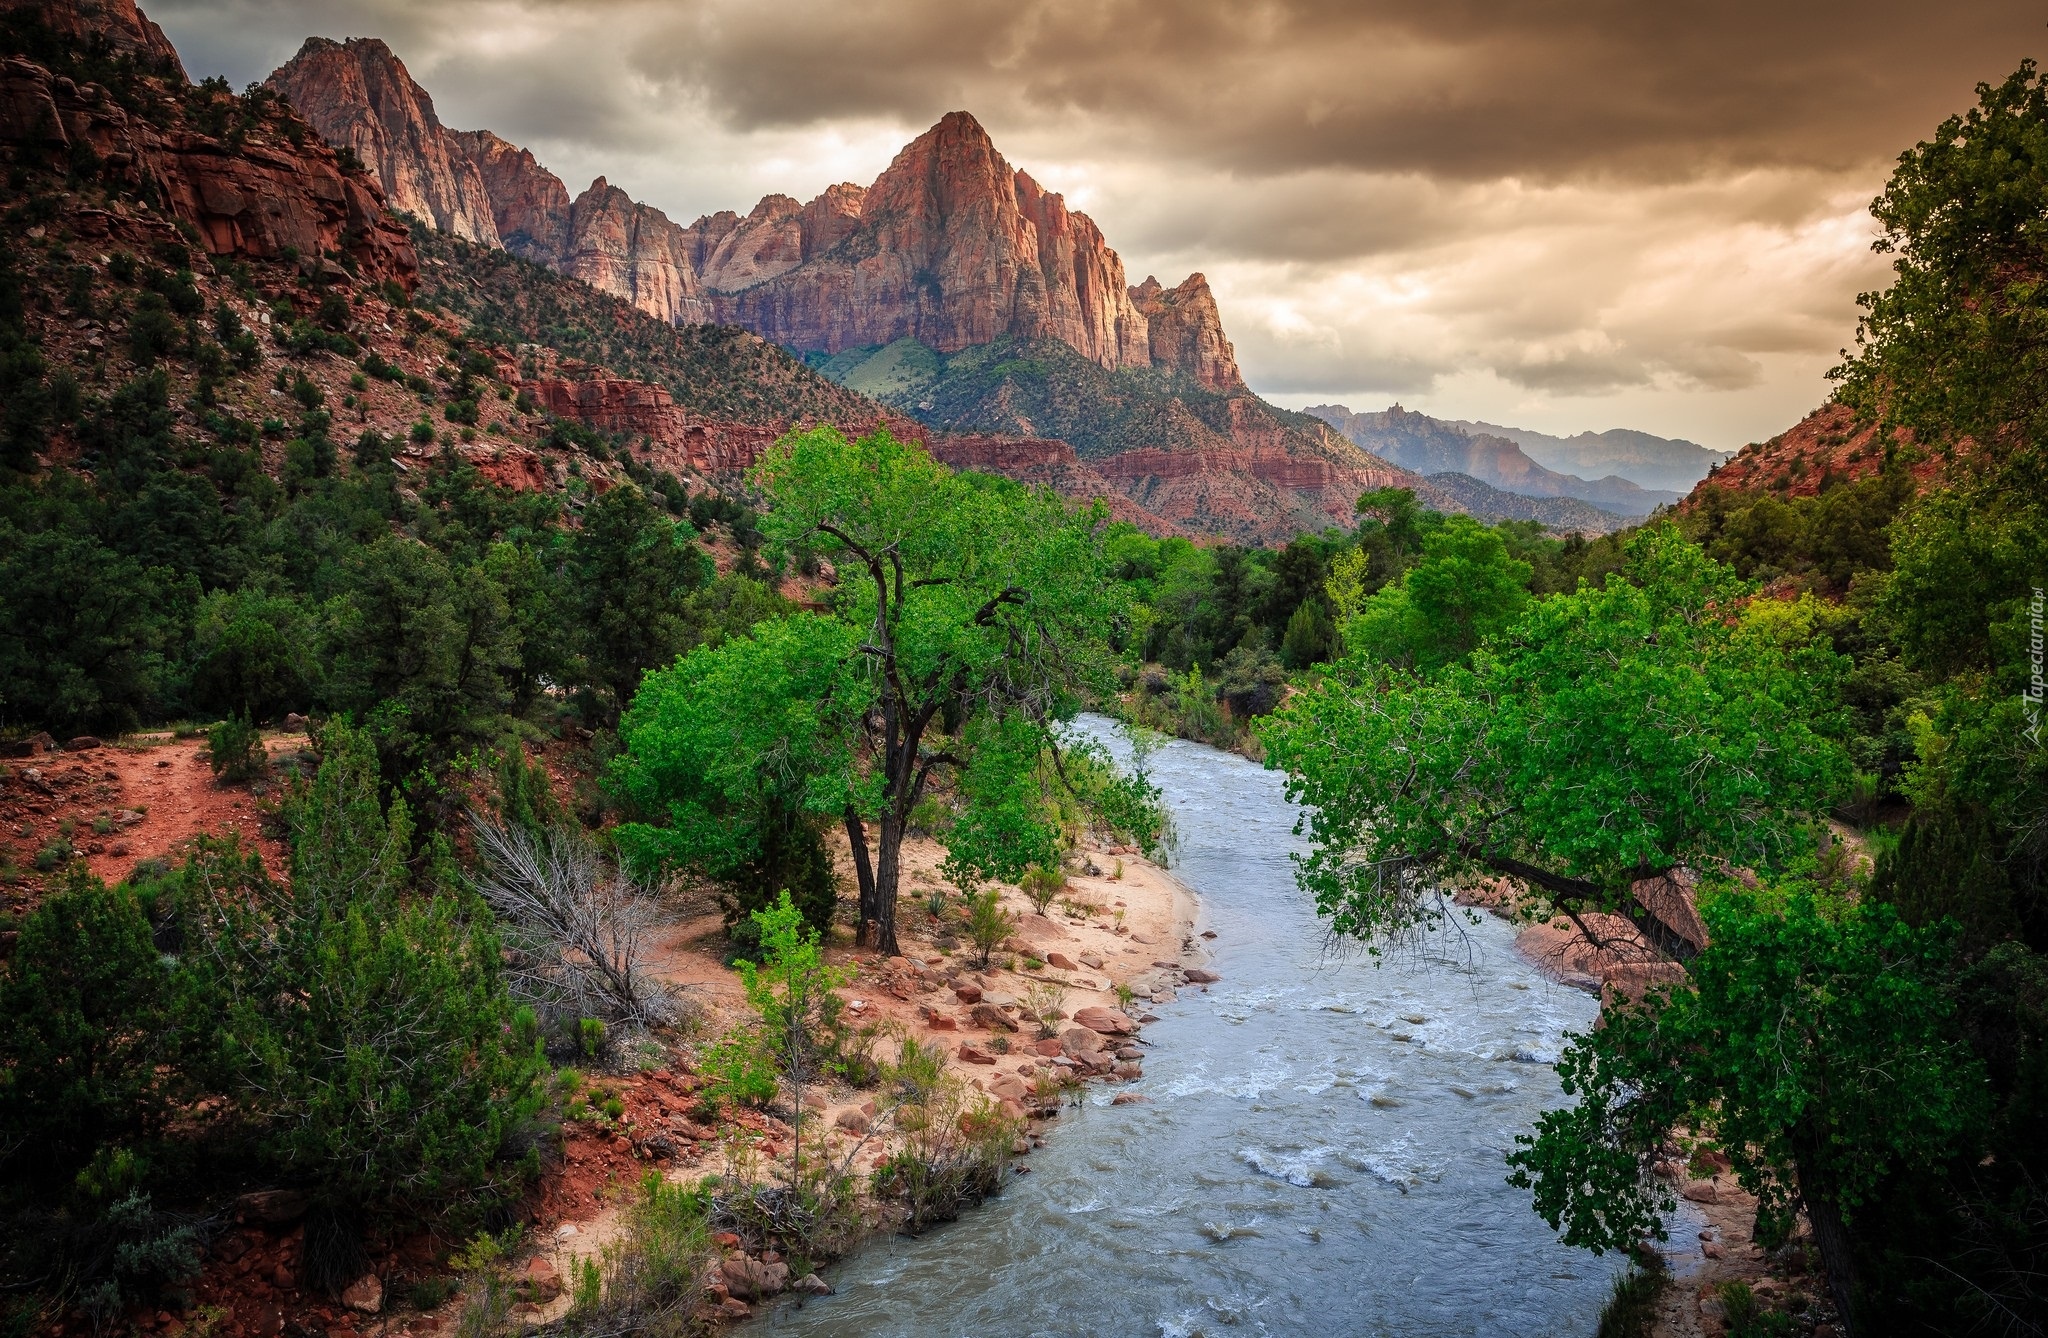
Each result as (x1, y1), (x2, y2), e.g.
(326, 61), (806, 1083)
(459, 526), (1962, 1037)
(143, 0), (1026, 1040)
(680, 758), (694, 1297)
(265, 43), (1241, 387)
(1309, 403), (1673, 516)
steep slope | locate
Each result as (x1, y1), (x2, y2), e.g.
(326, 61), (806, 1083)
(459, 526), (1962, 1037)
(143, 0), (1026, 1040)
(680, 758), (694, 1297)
(0, 0), (182, 76)
(266, 37), (499, 245)
(1684, 401), (1937, 500)
(1447, 418), (1731, 493)
(1309, 403), (1678, 515)
(816, 336), (1429, 543)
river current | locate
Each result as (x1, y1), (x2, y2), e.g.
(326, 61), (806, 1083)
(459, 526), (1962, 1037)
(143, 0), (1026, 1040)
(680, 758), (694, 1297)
(763, 718), (1624, 1337)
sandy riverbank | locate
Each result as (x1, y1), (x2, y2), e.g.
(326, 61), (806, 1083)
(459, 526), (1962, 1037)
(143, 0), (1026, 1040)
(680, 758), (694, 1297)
(517, 830), (1203, 1325)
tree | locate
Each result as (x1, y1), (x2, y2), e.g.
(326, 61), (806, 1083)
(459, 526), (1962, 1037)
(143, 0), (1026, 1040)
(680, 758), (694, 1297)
(1507, 887), (1983, 1327)
(611, 614), (866, 941)
(567, 483), (711, 721)
(737, 427), (1147, 953)
(0, 524), (179, 734)
(732, 892), (852, 1187)
(1342, 514), (1531, 671)
(1259, 527), (1849, 959)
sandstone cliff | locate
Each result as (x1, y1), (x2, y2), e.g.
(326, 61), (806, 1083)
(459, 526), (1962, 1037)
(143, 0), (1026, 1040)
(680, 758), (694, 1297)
(266, 37), (499, 246)
(713, 113), (1154, 370)
(560, 178), (711, 325)
(1130, 273), (1242, 392)
(0, 0), (183, 77)
(449, 128), (568, 264)
(0, 54), (416, 289)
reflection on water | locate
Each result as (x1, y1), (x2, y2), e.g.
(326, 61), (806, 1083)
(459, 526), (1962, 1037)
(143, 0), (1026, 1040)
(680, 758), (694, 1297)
(762, 718), (1622, 1337)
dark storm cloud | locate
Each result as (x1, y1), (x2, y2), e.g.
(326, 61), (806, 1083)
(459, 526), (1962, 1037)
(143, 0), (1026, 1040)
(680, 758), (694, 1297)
(648, 0), (2045, 182)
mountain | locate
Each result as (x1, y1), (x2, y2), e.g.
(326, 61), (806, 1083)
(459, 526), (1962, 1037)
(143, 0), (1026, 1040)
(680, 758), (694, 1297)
(268, 46), (1239, 388)
(1445, 418), (1732, 493)
(1419, 474), (1630, 533)
(0, 0), (183, 76)
(1306, 404), (1678, 515)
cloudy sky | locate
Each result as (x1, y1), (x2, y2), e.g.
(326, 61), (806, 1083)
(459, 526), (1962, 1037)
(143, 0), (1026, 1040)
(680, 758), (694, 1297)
(152, 0), (2044, 448)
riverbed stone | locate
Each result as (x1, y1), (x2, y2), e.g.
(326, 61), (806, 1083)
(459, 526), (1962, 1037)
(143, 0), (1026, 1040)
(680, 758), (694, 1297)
(340, 1275), (383, 1315)
(954, 983), (982, 1003)
(1183, 968), (1221, 984)
(970, 1002), (1018, 1032)
(720, 1257), (789, 1301)
(1079, 952), (1104, 969)
(1059, 1027), (1103, 1056)
(1073, 1006), (1138, 1035)
(1680, 1179), (1719, 1203)
(1045, 951), (1079, 970)
(958, 1043), (997, 1064)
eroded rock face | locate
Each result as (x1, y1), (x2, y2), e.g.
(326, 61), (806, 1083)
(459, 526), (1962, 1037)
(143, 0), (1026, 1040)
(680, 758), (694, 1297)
(450, 128), (569, 264)
(561, 178), (711, 325)
(1131, 273), (1243, 392)
(714, 112), (1155, 369)
(0, 0), (183, 77)
(267, 37), (499, 246)
(0, 56), (416, 290)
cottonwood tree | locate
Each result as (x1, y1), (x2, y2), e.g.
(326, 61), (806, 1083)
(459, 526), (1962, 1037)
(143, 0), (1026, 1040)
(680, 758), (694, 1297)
(613, 427), (1159, 954)
(1259, 527), (1850, 959)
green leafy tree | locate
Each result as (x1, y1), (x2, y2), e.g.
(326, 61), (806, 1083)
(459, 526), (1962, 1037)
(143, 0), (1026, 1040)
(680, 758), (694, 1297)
(1260, 528), (1849, 958)
(720, 426), (1148, 953)
(0, 525), (180, 734)
(1343, 514), (1531, 671)
(731, 892), (853, 1185)
(611, 614), (863, 940)
(1507, 888), (1983, 1326)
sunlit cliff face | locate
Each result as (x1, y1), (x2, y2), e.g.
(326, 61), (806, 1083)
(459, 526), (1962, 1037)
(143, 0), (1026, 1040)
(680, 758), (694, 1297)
(157, 0), (2042, 445)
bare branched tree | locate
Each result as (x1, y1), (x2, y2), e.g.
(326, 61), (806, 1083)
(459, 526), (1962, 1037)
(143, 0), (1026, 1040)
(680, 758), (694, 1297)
(467, 816), (680, 1028)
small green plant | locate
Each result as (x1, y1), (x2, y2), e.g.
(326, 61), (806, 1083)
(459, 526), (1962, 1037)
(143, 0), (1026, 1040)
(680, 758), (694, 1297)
(1594, 1261), (1664, 1338)
(965, 889), (1013, 969)
(1717, 1282), (1795, 1338)
(406, 1277), (459, 1311)
(579, 1017), (607, 1060)
(601, 1095), (625, 1121)
(1115, 982), (1135, 1011)
(1019, 865), (1065, 915)
(207, 713), (267, 784)
(91, 815), (115, 836)
(568, 1256), (600, 1313)
(925, 884), (948, 920)
(33, 838), (73, 871)
(1111, 858), (1124, 881)
(1022, 980), (1068, 1038)
(988, 1033), (1010, 1055)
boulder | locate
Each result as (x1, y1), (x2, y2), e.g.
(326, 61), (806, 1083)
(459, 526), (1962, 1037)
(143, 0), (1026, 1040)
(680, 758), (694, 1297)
(1114, 1046), (1145, 1061)
(520, 1256), (562, 1301)
(833, 1106), (870, 1134)
(1059, 1027), (1103, 1056)
(1044, 952), (1079, 970)
(1075, 1050), (1114, 1074)
(988, 1074), (1028, 1101)
(1072, 1006), (1138, 1036)
(969, 1002), (1018, 1032)
(1680, 1179), (1718, 1204)
(1110, 1092), (1150, 1105)
(792, 1273), (833, 1295)
(1079, 952), (1104, 969)
(953, 983), (983, 1003)
(1033, 1038), (1064, 1057)
(719, 1256), (789, 1301)
(927, 1013), (957, 1031)
(340, 1274), (383, 1315)
(1182, 968), (1221, 984)
(958, 1042), (997, 1064)
(1113, 1061), (1142, 1080)
(65, 735), (102, 751)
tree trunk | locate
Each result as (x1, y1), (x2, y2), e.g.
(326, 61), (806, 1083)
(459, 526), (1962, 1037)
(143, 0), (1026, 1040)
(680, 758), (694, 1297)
(844, 807), (876, 943)
(873, 808), (902, 955)
(1795, 1157), (1861, 1332)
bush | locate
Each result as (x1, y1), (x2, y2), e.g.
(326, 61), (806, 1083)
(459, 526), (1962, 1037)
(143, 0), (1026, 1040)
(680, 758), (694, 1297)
(965, 888), (1013, 968)
(1019, 865), (1064, 915)
(206, 712), (267, 783)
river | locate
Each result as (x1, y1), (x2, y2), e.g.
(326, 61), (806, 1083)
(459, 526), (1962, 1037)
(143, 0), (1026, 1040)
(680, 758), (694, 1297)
(763, 718), (1625, 1336)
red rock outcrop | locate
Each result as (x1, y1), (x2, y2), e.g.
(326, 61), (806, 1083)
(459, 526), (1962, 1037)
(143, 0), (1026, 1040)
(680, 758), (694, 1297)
(0, 0), (183, 77)
(449, 129), (569, 264)
(1131, 273), (1243, 392)
(714, 113), (1155, 370)
(266, 38), (499, 246)
(0, 55), (416, 290)
(560, 179), (711, 325)
(1686, 400), (1940, 502)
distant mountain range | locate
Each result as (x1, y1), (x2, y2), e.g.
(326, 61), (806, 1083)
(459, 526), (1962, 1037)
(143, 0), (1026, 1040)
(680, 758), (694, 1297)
(1308, 402), (1738, 519)
(1444, 420), (1732, 494)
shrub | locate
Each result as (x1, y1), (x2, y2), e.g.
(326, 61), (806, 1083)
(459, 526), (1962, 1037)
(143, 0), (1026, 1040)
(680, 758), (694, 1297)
(206, 712), (267, 783)
(965, 888), (1013, 968)
(1018, 864), (1064, 915)
(870, 1037), (1017, 1234)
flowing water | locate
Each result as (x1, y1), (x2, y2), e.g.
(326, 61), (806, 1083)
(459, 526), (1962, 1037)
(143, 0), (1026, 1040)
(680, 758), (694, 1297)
(763, 718), (1624, 1337)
